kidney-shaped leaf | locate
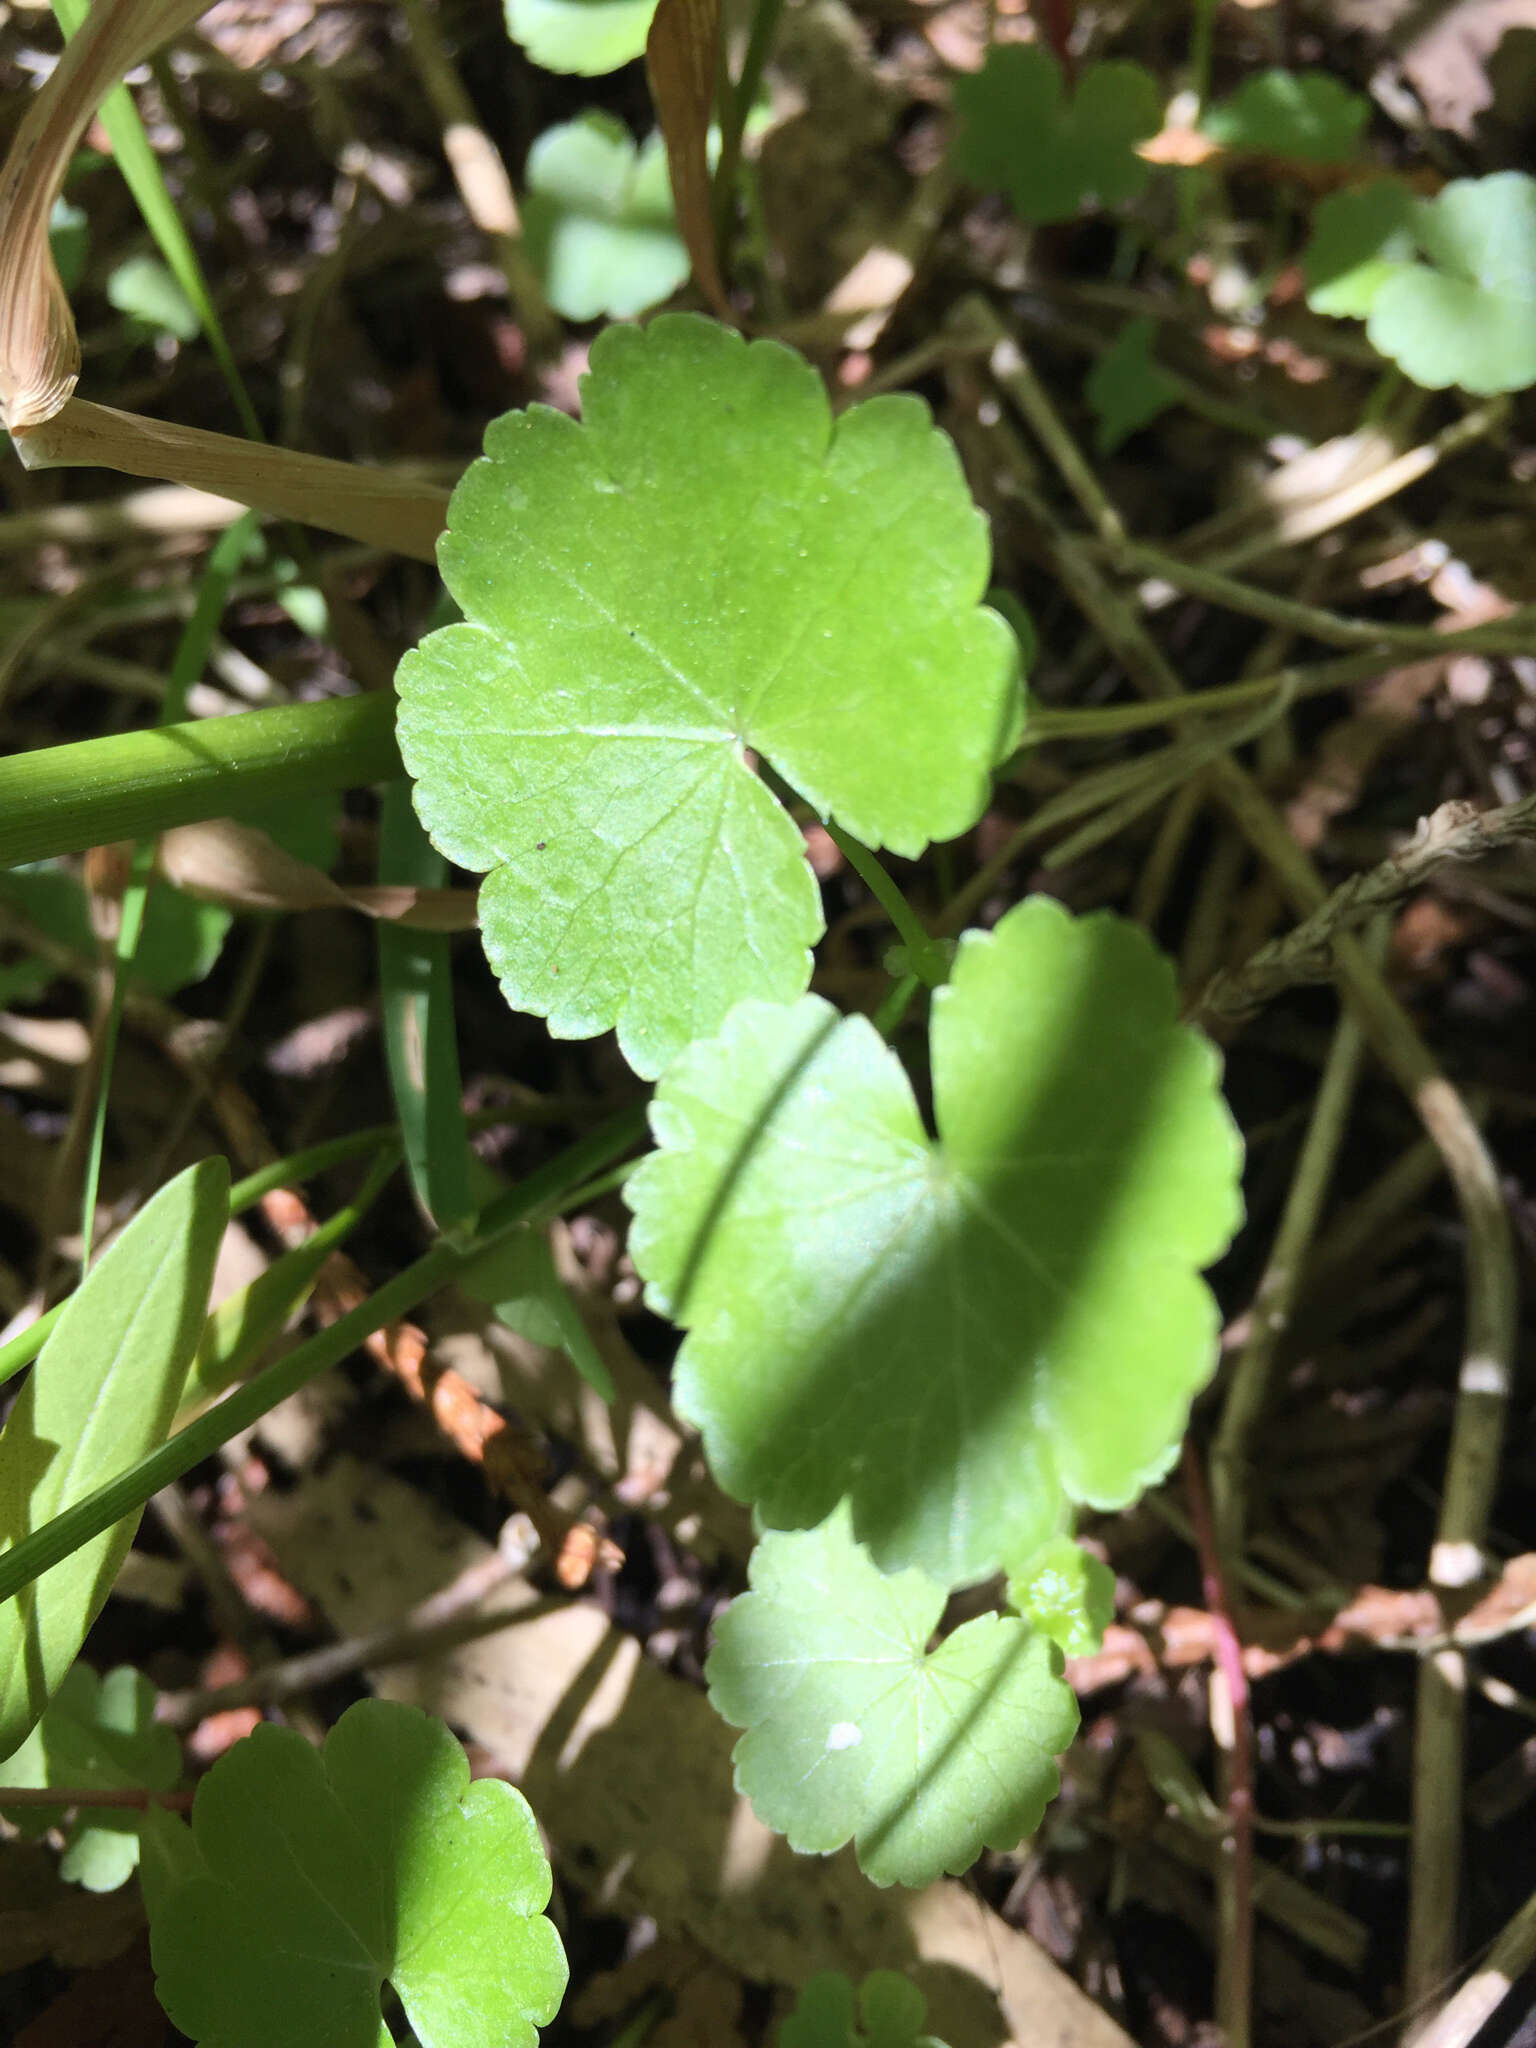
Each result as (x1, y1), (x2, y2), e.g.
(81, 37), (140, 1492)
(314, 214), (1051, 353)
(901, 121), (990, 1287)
(397, 313), (1018, 1077)
(950, 44), (1161, 223)
(1306, 172), (1536, 394)
(1201, 69), (1368, 164)
(505, 0), (658, 75)
(629, 896), (1242, 1586)
(1085, 316), (1180, 454)
(780, 1969), (948, 2048)
(6, 1662), (181, 1892)
(1303, 177), (1417, 318)
(1368, 173), (1536, 394)
(149, 1699), (567, 2048)
(708, 1507), (1078, 1887)
(523, 113), (689, 319)
(0, 1156), (228, 1762)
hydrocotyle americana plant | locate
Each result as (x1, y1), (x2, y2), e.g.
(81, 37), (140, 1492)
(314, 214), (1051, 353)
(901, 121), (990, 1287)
(0, 305), (1244, 1960)
(392, 312), (1245, 1883)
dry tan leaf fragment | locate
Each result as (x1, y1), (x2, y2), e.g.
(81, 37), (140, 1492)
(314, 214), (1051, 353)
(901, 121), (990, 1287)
(645, 0), (730, 318)
(0, 0), (211, 432)
(1138, 125), (1222, 167)
(157, 819), (478, 929)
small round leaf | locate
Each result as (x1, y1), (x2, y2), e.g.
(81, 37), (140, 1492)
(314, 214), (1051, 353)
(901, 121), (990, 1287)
(707, 1506), (1079, 1887)
(504, 0), (658, 75)
(780, 1969), (949, 2048)
(950, 45), (1161, 223)
(1084, 317), (1181, 454)
(1201, 69), (1368, 164)
(6, 1663), (180, 1892)
(523, 114), (689, 320)
(1306, 172), (1536, 393)
(1009, 1536), (1116, 1656)
(1368, 173), (1536, 394)
(149, 1700), (567, 2048)
(1303, 179), (1417, 318)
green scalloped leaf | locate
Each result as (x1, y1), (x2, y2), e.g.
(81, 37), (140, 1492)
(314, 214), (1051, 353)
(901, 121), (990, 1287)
(1305, 174), (1536, 392)
(1008, 1536), (1115, 1656)
(1085, 317), (1181, 454)
(1368, 173), (1536, 393)
(780, 1970), (949, 2048)
(148, 1700), (567, 2048)
(524, 114), (689, 320)
(708, 1507), (1078, 1888)
(950, 44), (1161, 223)
(5, 1663), (180, 1892)
(628, 896), (1243, 1586)
(1303, 178), (1418, 318)
(396, 314), (1019, 1077)
(1201, 69), (1368, 163)
(504, 0), (658, 75)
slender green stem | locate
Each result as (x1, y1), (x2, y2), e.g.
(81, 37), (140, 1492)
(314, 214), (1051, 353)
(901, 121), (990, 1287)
(0, 692), (401, 870)
(0, 1096), (629, 1389)
(714, 0), (785, 236)
(1118, 542), (1536, 656)
(551, 1157), (642, 1214)
(1188, 0), (1217, 112)
(1020, 641), (1481, 745)
(825, 822), (948, 986)
(0, 1307), (57, 1392)
(872, 973), (921, 1039)
(1210, 973), (1371, 1570)
(0, 1238), (457, 1604)
(0, 1133), (408, 1392)
(0, 1106), (646, 1609)
(227, 1133), (394, 1216)
(184, 1145), (403, 1408)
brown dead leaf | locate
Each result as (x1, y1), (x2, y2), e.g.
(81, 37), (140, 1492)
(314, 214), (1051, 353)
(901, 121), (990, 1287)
(157, 819), (478, 930)
(569, 1940), (747, 2047)
(646, 0), (730, 317)
(1139, 126), (1223, 166)
(0, 0), (211, 431)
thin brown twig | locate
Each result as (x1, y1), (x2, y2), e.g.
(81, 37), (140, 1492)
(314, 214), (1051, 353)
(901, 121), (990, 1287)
(0, 1785), (193, 1811)
(157, 1519), (546, 1728)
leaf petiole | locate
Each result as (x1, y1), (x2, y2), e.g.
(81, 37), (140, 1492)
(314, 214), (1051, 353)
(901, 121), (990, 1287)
(824, 822), (950, 989)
